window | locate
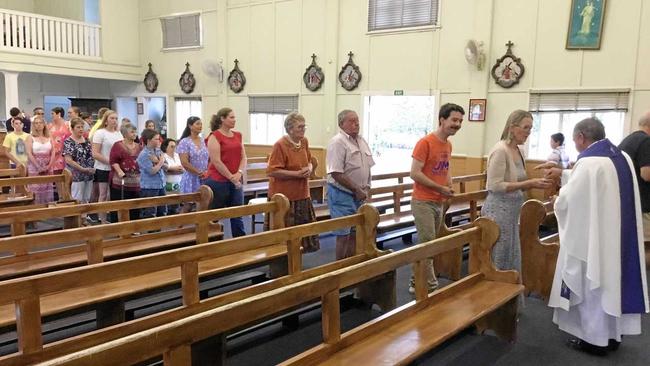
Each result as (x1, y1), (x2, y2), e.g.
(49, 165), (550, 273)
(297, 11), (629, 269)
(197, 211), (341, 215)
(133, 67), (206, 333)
(527, 91), (629, 162)
(161, 13), (202, 50)
(249, 96), (298, 145)
(175, 97), (202, 139)
(368, 0), (440, 32)
(363, 95), (436, 174)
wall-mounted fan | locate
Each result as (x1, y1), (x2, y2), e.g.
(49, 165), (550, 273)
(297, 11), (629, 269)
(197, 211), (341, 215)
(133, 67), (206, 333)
(464, 40), (486, 71)
(201, 59), (224, 82)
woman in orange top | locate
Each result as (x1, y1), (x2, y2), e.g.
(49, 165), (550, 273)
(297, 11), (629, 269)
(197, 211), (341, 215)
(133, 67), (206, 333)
(267, 112), (319, 252)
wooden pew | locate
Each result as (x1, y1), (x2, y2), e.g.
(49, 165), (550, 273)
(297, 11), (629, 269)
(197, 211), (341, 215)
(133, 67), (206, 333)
(0, 196), (294, 343)
(0, 185), (212, 238)
(0, 170), (72, 209)
(374, 173), (487, 246)
(0, 165), (27, 179)
(0, 188), (218, 280)
(0, 204), (394, 366)
(40, 217), (522, 366)
(519, 199), (559, 301)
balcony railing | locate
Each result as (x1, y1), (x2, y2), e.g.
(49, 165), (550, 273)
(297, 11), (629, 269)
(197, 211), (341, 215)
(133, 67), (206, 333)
(0, 8), (101, 59)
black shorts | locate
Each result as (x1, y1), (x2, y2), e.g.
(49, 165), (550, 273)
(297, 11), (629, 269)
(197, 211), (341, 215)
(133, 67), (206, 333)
(94, 169), (110, 183)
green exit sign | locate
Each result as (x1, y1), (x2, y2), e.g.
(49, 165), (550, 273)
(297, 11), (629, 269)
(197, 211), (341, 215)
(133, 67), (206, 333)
(394, 90), (404, 96)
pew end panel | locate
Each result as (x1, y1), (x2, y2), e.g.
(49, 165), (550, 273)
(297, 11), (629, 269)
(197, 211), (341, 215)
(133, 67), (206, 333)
(519, 199), (559, 300)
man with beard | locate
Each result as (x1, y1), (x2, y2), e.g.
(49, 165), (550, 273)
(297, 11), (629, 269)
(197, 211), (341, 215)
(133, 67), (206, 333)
(407, 103), (464, 294)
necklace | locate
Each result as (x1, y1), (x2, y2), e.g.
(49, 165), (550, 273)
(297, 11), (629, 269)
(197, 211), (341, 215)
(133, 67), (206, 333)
(285, 136), (301, 149)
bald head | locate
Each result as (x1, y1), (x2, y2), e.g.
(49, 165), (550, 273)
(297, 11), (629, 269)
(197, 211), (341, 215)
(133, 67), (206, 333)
(639, 111), (650, 129)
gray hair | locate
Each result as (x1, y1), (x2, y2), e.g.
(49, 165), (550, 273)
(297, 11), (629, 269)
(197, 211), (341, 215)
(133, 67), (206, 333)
(120, 122), (136, 137)
(573, 117), (606, 143)
(500, 110), (533, 140)
(639, 111), (650, 128)
(284, 111), (305, 133)
(337, 110), (356, 126)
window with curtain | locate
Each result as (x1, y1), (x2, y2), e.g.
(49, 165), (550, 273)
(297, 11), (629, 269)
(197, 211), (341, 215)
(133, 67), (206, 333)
(161, 13), (202, 49)
(368, 0), (440, 32)
(527, 91), (629, 162)
(175, 97), (202, 139)
(249, 96), (299, 145)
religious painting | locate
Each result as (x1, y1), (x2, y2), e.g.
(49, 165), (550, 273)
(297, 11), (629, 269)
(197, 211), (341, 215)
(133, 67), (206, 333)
(179, 63), (196, 94)
(143, 63), (159, 93)
(338, 51), (361, 91)
(468, 99), (486, 122)
(303, 54), (324, 92)
(566, 0), (607, 49)
(228, 59), (246, 94)
(491, 41), (525, 89)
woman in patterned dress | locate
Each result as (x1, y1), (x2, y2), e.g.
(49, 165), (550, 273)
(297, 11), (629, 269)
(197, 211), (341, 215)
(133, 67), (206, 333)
(176, 116), (209, 213)
(25, 115), (55, 204)
(482, 110), (552, 274)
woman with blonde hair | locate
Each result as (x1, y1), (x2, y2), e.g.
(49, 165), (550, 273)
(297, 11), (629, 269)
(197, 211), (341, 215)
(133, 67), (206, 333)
(266, 111), (319, 252)
(482, 110), (552, 275)
(91, 109), (123, 223)
(25, 115), (55, 203)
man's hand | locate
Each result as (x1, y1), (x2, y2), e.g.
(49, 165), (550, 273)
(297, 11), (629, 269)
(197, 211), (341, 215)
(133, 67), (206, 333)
(439, 185), (454, 197)
(544, 168), (563, 180)
(353, 187), (367, 201)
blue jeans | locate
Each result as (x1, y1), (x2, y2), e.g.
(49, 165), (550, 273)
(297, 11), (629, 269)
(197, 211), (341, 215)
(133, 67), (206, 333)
(140, 188), (167, 219)
(327, 184), (363, 236)
(203, 178), (245, 238)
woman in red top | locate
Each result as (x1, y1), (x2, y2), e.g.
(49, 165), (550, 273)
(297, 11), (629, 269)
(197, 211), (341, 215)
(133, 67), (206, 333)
(205, 107), (247, 237)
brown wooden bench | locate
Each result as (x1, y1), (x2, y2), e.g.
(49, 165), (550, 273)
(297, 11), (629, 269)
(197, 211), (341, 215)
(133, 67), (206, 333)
(0, 165), (26, 179)
(0, 185), (212, 238)
(0, 204), (395, 366)
(39, 217), (522, 366)
(0, 195), (294, 345)
(519, 199), (559, 301)
(0, 170), (72, 209)
(0, 187), (218, 281)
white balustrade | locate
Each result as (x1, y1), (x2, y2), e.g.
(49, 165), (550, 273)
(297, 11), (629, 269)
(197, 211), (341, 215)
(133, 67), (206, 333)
(0, 8), (101, 58)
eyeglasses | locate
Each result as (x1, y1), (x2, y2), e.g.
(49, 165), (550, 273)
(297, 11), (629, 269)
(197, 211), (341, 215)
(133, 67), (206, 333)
(295, 124), (307, 130)
(34, 111), (45, 115)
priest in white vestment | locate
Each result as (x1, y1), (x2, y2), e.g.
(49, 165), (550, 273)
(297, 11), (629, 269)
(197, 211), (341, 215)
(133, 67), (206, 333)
(544, 117), (649, 354)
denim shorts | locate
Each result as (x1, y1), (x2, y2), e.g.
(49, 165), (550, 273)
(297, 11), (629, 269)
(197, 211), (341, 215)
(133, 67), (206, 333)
(327, 183), (363, 236)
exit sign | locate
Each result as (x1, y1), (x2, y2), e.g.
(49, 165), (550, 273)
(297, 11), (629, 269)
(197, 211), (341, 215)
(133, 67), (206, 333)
(394, 90), (404, 96)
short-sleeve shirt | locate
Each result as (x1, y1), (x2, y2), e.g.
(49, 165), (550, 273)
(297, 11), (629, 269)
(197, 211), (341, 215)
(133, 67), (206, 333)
(206, 130), (243, 182)
(92, 128), (123, 171)
(411, 133), (452, 202)
(267, 136), (312, 201)
(2, 132), (29, 165)
(619, 130), (650, 212)
(49, 123), (71, 172)
(109, 141), (141, 191)
(326, 131), (375, 193)
(63, 136), (94, 182)
(137, 146), (166, 189)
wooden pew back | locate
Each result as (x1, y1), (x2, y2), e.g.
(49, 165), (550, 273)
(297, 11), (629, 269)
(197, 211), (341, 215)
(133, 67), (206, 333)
(519, 199), (559, 300)
(0, 201), (386, 363)
(0, 170), (72, 204)
(37, 217), (521, 366)
(0, 185), (213, 237)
